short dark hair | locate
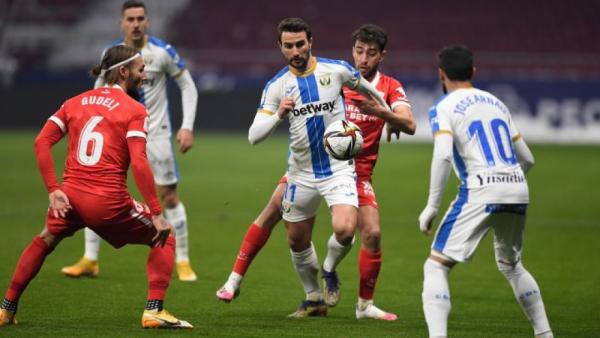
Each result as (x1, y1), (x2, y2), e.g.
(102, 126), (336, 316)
(438, 45), (474, 81)
(90, 45), (139, 84)
(121, 0), (146, 15)
(277, 17), (311, 42)
(352, 24), (387, 52)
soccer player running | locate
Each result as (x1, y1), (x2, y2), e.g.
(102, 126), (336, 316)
(0, 45), (191, 329)
(62, 0), (199, 282)
(418, 45), (552, 338)
(218, 23), (416, 320)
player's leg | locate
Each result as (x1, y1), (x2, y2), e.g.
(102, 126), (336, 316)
(157, 184), (196, 282)
(320, 174), (359, 307)
(285, 217), (327, 318)
(93, 199), (191, 329)
(282, 180), (326, 317)
(148, 136), (196, 282)
(422, 201), (489, 337)
(60, 228), (100, 278)
(217, 180), (285, 302)
(355, 203), (397, 321)
(0, 200), (82, 327)
(491, 205), (552, 338)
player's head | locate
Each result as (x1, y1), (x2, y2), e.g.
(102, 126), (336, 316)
(90, 45), (147, 100)
(120, 0), (148, 45)
(352, 24), (387, 79)
(438, 45), (475, 93)
(277, 17), (312, 71)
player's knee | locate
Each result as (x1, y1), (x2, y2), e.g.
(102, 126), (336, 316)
(496, 260), (525, 279)
(158, 186), (179, 208)
(39, 229), (61, 249)
(361, 226), (381, 245)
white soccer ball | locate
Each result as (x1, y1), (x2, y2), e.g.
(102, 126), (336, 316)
(323, 120), (363, 160)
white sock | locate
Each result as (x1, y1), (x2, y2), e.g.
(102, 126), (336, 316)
(164, 202), (189, 262)
(498, 261), (552, 336)
(84, 228), (101, 261)
(225, 272), (243, 291)
(422, 259), (451, 338)
(322, 234), (354, 272)
(290, 242), (321, 301)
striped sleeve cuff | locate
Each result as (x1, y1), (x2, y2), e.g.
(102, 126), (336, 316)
(49, 116), (66, 133)
(126, 131), (147, 139)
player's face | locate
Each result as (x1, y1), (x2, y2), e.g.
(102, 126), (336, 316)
(279, 31), (312, 71)
(352, 40), (385, 80)
(125, 57), (147, 100)
(120, 7), (148, 43)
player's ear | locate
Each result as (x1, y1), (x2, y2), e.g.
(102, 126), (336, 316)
(380, 49), (386, 62)
(472, 66), (477, 77)
(438, 68), (445, 81)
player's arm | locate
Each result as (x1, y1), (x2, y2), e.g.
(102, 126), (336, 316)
(418, 132), (453, 235)
(248, 82), (291, 145)
(127, 136), (162, 215)
(173, 69), (198, 153)
(354, 93), (416, 135)
(34, 116), (71, 217)
(513, 135), (534, 173)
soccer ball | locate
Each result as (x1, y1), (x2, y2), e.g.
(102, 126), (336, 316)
(323, 120), (363, 160)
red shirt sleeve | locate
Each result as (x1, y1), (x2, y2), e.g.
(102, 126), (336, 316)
(387, 78), (410, 110)
(127, 136), (161, 215)
(34, 107), (67, 193)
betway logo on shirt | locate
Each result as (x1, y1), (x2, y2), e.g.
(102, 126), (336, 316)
(291, 100), (336, 116)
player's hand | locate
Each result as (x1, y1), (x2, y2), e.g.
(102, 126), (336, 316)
(151, 215), (172, 248)
(176, 128), (193, 154)
(353, 92), (384, 117)
(277, 96), (295, 119)
(49, 189), (72, 218)
(386, 125), (401, 142)
(418, 205), (438, 235)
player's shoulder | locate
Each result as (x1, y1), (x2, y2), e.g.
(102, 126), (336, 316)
(316, 57), (355, 72)
(147, 35), (178, 54)
(263, 66), (289, 90)
(378, 72), (402, 87)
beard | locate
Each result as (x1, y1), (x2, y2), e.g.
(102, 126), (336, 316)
(126, 77), (142, 101)
(289, 56), (308, 70)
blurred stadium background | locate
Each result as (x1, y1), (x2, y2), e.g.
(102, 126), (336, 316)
(1, 0), (600, 141)
(0, 1), (599, 337)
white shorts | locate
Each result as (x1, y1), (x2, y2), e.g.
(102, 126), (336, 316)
(146, 137), (179, 186)
(432, 192), (527, 264)
(281, 174), (358, 222)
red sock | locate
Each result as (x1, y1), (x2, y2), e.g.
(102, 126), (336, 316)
(147, 236), (175, 300)
(232, 224), (272, 276)
(5, 236), (53, 302)
(359, 248), (382, 300)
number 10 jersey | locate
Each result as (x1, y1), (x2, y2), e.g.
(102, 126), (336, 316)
(429, 87), (528, 204)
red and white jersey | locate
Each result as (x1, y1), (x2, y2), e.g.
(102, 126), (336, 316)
(48, 85), (149, 197)
(344, 71), (410, 180)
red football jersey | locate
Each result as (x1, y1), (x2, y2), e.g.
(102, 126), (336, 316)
(344, 72), (410, 180)
(49, 86), (148, 197)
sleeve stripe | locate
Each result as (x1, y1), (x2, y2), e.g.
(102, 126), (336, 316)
(126, 131), (147, 139)
(257, 109), (274, 116)
(48, 116), (66, 132)
(512, 134), (522, 142)
(434, 130), (453, 136)
(173, 69), (186, 79)
(391, 101), (412, 110)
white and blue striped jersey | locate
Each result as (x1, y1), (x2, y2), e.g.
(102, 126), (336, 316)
(96, 35), (186, 138)
(429, 88), (529, 203)
(258, 57), (360, 180)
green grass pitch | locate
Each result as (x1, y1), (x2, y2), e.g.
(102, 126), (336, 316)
(0, 132), (598, 337)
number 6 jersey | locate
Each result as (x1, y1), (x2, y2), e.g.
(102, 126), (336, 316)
(47, 85), (149, 197)
(429, 87), (529, 203)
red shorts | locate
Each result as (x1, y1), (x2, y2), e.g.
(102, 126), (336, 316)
(46, 186), (157, 248)
(357, 179), (378, 208)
